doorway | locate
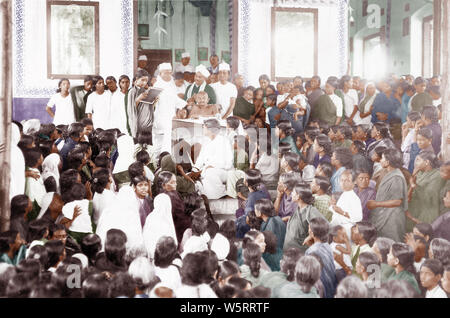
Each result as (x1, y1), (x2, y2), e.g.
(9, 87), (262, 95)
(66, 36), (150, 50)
(138, 49), (172, 77)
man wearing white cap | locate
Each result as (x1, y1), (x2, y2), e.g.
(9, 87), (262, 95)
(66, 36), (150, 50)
(211, 62), (237, 119)
(152, 63), (187, 156)
(137, 55), (148, 72)
(184, 64), (217, 105)
(174, 52), (193, 74)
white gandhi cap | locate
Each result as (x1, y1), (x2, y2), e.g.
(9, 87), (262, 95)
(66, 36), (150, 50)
(159, 63), (172, 71)
(138, 55), (148, 61)
(195, 64), (210, 78)
(218, 62), (230, 72)
(181, 52), (190, 58)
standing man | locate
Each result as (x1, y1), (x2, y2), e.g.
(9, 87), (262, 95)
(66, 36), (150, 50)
(211, 62), (237, 119)
(207, 54), (220, 75)
(127, 69), (151, 138)
(70, 76), (93, 122)
(152, 63), (187, 156)
(106, 76), (129, 134)
(175, 52), (193, 74)
(184, 65), (217, 105)
(137, 55), (148, 72)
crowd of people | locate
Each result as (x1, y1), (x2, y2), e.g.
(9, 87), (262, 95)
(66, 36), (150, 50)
(2, 53), (450, 298)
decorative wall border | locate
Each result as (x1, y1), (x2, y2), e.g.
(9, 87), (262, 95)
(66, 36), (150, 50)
(13, 0), (134, 98)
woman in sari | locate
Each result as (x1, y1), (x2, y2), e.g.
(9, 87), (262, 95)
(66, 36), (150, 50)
(358, 82), (378, 125)
(41, 153), (62, 193)
(406, 151), (445, 232)
(156, 171), (191, 244)
(153, 153), (195, 195)
(142, 193), (178, 259)
(368, 149), (408, 243)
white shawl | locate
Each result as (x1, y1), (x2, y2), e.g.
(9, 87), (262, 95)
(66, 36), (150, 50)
(142, 193), (177, 259)
(95, 186), (145, 252)
(10, 123), (25, 200)
(113, 135), (136, 174)
(41, 153), (61, 192)
(186, 81), (207, 100)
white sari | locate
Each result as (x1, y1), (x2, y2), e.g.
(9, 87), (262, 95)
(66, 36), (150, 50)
(10, 123), (25, 200)
(142, 193), (178, 259)
(95, 186), (145, 253)
(41, 153), (61, 193)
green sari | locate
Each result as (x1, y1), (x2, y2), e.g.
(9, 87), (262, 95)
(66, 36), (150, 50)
(233, 96), (255, 120)
(370, 168), (408, 243)
(153, 154), (195, 194)
(310, 94), (337, 125)
(407, 169), (445, 232)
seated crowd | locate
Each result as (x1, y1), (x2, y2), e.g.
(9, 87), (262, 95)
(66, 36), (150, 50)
(2, 68), (450, 298)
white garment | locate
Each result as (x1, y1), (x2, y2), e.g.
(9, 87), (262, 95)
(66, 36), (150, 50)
(210, 233), (230, 261)
(47, 93), (75, 126)
(401, 128), (415, 169)
(289, 94), (308, 107)
(433, 98), (442, 107)
(330, 242), (352, 270)
(92, 188), (116, 226)
(25, 168), (46, 208)
(62, 199), (92, 233)
(413, 258), (425, 273)
(155, 265), (182, 291)
(142, 193), (178, 259)
(175, 83), (186, 97)
(255, 153), (279, 185)
(143, 166), (155, 183)
(10, 123), (25, 200)
(37, 192), (55, 220)
(113, 135), (136, 174)
(302, 164), (316, 183)
(194, 134), (234, 200)
(85, 91), (112, 129)
(109, 90), (129, 134)
(331, 190), (363, 238)
(41, 153), (61, 193)
(96, 186), (145, 252)
(211, 81), (237, 118)
(152, 76), (187, 156)
(343, 89), (362, 124)
(175, 284), (217, 298)
(329, 94), (343, 118)
(181, 232), (211, 259)
(174, 63), (193, 74)
(358, 93), (377, 125)
(425, 285), (448, 298)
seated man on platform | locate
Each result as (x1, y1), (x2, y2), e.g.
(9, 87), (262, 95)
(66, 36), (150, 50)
(184, 65), (217, 106)
(177, 91), (221, 120)
(190, 119), (234, 200)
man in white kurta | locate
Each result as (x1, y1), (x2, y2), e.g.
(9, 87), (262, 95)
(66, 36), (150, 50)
(174, 52), (194, 74)
(211, 62), (237, 119)
(194, 119), (234, 200)
(107, 77), (129, 134)
(330, 170), (363, 239)
(152, 63), (187, 157)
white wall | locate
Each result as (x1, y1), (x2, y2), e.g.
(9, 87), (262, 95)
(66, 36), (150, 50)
(13, 0), (134, 98)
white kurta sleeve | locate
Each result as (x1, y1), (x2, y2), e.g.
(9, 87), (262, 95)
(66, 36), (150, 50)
(85, 94), (94, 114)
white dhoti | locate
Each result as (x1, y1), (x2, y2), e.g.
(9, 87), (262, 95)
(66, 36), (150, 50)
(197, 167), (229, 200)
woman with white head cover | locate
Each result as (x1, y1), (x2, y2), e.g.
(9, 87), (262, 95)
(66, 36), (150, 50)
(36, 192), (55, 220)
(22, 119), (41, 135)
(112, 134), (136, 188)
(95, 189), (145, 254)
(142, 193), (177, 259)
(210, 233), (231, 261)
(41, 153), (61, 193)
(10, 122), (25, 200)
(358, 82), (378, 125)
